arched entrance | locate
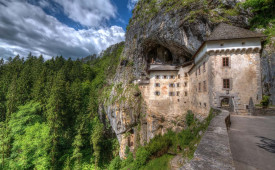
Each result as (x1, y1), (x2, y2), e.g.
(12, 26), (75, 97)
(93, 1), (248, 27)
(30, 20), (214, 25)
(220, 97), (235, 112)
(221, 97), (230, 107)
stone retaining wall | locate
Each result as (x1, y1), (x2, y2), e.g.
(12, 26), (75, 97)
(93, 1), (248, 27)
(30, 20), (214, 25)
(180, 109), (235, 170)
(252, 108), (275, 116)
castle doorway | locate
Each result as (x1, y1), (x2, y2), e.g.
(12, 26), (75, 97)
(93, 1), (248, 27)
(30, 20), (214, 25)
(220, 96), (235, 112)
(221, 97), (230, 107)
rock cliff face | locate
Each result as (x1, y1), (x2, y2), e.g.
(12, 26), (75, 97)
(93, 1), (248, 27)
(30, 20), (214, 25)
(261, 43), (275, 105)
(100, 0), (274, 157)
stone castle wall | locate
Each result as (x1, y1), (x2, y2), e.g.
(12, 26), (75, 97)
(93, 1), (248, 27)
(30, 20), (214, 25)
(209, 49), (262, 114)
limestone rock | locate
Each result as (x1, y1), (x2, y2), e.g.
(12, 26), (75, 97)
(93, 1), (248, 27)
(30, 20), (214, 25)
(101, 0), (253, 157)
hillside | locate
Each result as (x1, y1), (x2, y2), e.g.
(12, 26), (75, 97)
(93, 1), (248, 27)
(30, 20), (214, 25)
(0, 42), (124, 169)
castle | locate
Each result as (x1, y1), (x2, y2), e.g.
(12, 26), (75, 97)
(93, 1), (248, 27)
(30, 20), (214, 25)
(139, 23), (265, 122)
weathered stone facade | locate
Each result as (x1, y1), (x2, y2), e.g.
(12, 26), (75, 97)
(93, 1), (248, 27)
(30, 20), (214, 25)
(105, 20), (267, 157)
(138, 25), (264, 142)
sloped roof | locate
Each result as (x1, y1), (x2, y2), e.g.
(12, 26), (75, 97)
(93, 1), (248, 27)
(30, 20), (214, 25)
(206, 23), (265, 41)
(149, 64), (179, 71)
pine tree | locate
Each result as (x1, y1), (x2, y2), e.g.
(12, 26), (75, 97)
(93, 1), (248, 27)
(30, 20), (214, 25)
(91, 117), (104, 169)
(6, 76), (18, 116)
(17, 66), (32, 105)
(46, 69), (67, 169)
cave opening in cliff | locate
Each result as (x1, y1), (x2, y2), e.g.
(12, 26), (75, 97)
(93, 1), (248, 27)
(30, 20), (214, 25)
(146, 45), (173, 65)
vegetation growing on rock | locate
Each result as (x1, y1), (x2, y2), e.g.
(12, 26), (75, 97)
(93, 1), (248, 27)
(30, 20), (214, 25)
(108, 109), (220, 170)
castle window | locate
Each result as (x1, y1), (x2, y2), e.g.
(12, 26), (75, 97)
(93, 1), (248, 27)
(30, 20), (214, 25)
(169, 92), (175, 96)
(204, 103), (207, 107)
(163, 75), (167, 79)
(203, 81), (207, 92)
(220, 43), (224, 46)
(177, 91), (180, 96)
(223, 79), (230, 89)
(185, 91), (188, 96)
(156, 75), (160, 79)
(184, 82), (187, 87)
(170, 75), (175, 79)
(178, 74), (181, 79)
(155, 91), (160, 96)
(155, 83), (160, 87)
(177, 83), (180, 87)
(223, 57), (229, 67)
(169, 83), (175, 87)
(199, 66), (201, 74)
(203, 62), (206, 72)
(185, 73), (188, 77)
(199, 83), (201, 92)
(242, 42), (245, 45)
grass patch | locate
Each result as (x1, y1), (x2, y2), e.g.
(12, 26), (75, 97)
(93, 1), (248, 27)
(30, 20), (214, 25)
(140, 154), (174, 170)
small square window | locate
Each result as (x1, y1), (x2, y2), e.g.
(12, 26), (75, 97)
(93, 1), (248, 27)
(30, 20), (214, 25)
(184, 82), (187, 87)
(169, 83), (175, 87)
(176, 91), (180, 96)
(155, 91), (160, 96)
(185, 91), (188, 96)
(242, 42), (245, 45)
(177, 83), (180, 87)
(220, 43), (224, 46)
(204, 103), (207, 107)
(170, 75), (174, 79)
(185, 73), (188, 77)
(156, 75), (160, 79)
(163, 75), (167, 79)
(169, 92), (175, 96)
(155, 83), (160, 87)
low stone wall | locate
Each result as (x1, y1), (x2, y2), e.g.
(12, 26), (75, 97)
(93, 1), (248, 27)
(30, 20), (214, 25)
(180, 109), (235, 170)
(252, 108), (275, 116)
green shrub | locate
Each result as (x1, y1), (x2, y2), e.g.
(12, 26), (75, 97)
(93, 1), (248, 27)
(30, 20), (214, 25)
(261, 95), (270, 108)
(108, 156), (121, 170)
(133, 147), (150, 169)
(140, 154), (173, 170)
(121, 152), (134, 167)
(186, 110), (194, 126)
(146, 134), (172, 157)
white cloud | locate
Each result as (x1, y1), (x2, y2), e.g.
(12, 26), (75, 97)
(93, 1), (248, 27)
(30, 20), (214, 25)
(127, 0), (138, 11)
(0, 0), (125, 60)
(53, 0), (117, 27)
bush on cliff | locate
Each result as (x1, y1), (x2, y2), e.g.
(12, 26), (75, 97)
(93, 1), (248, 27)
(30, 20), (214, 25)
(116, 109), (220, 170)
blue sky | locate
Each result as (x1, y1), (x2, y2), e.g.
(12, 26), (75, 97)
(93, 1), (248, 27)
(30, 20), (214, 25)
(0, 0), (138, 60)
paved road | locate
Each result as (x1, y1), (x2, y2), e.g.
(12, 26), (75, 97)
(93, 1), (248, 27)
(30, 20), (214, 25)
(228, 115), (275, 170)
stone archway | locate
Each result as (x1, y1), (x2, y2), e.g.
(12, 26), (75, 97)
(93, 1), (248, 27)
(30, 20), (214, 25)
(220, 96), (235, 112)
(221, 97), (230, 107)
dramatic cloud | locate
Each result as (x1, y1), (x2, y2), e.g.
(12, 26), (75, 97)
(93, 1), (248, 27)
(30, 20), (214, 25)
(0, 0), (125, 60)
(127, 0), (138, 11)
(54, 0), (117, 27)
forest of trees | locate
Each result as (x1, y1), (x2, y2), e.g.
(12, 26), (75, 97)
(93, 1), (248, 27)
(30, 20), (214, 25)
(0, 42), (124, 170)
